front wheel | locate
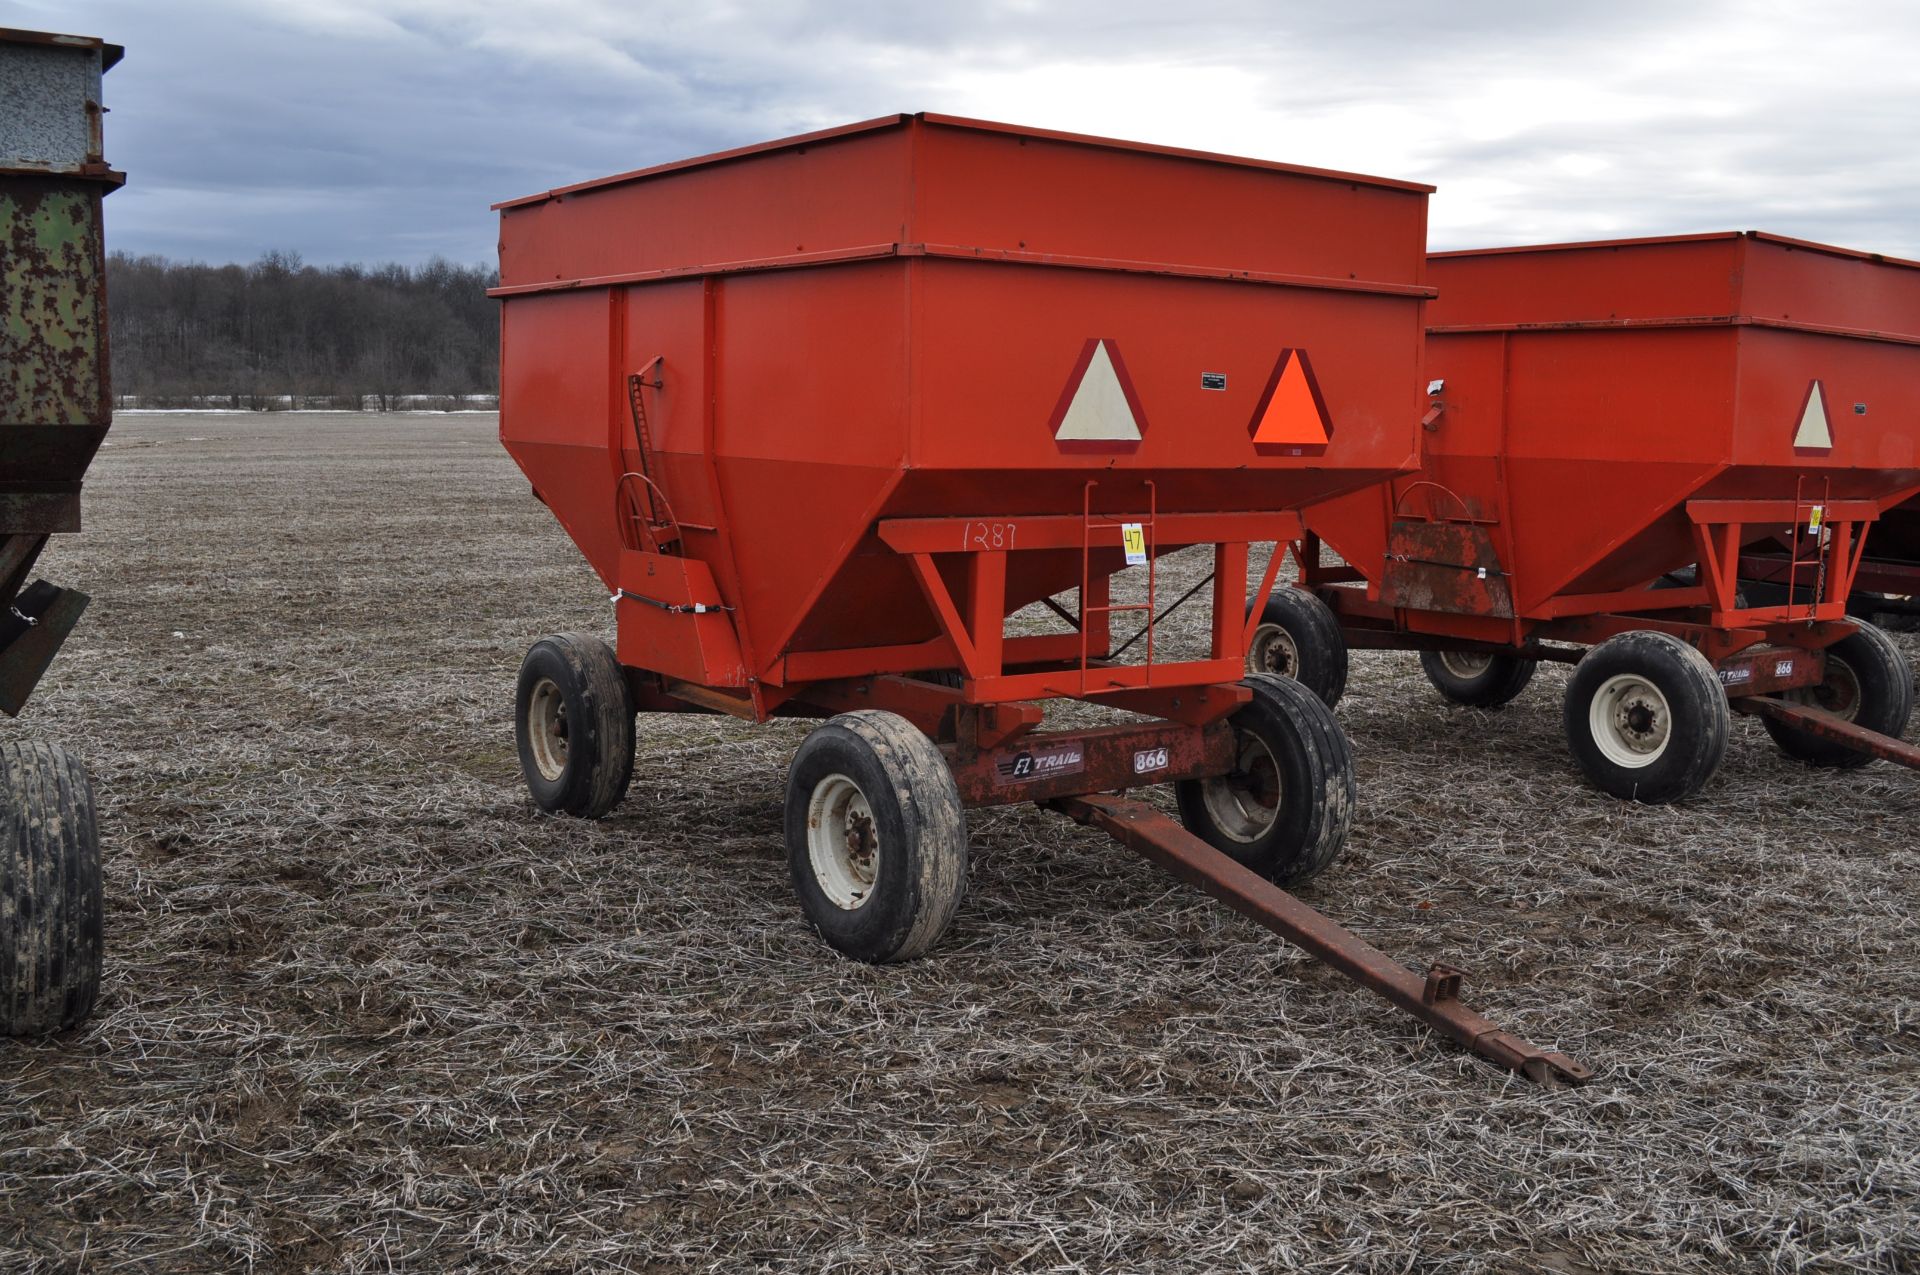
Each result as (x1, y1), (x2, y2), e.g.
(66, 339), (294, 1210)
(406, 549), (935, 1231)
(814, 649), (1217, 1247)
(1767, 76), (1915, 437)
(1418, 648), (1537, 709)
(1761, 622), (1915, 768)
(514, 633), (636, 818)
(1174, 674), (1354, 886)
(784, 711), (969, 963)
(1563, 631), (1729, 803)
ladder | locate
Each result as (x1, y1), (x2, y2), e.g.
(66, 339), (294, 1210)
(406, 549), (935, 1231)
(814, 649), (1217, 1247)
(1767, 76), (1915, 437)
(1780, 474), (1834, 618)
(1078, 479), (1159, 693)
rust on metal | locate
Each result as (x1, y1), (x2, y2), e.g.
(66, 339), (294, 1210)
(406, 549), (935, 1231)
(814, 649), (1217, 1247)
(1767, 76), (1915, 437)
(0, 29), (119, 714)
(0, 180), (111, 498)
(1380, 519), (1515, 618)
(1054, 792), (1592, 1085)
(1736, 696), (1920, 771)
(1, 28), (118, 527)
(1423, 963), (1463, 1006)
(948, 719), (1236, 809)
(1711, 645), (1826, 698)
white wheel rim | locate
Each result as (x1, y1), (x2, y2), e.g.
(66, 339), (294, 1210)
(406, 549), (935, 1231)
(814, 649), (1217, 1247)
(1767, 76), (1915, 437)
(1438, 650), (1493, 679)
(1200, 734), (1283, 843)
(806, 773), (879, 910)
(527, 676), (569, 781)
(1588, 673), (1672, 768)
(1248, 623), (1300, 679)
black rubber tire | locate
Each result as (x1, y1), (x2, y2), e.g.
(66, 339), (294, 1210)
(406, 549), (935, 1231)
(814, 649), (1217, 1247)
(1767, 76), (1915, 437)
(784, 711), (968, 964)
(1563, 631), (1730, 804)
(514, 633), (635, 818)
(1244, 586), (1349, 709)
(1, 741), (103, 1036)
(1174, 674), (1354, 886)
(1418, 649), (1538, 709)
(1761, 622), (1915, 769)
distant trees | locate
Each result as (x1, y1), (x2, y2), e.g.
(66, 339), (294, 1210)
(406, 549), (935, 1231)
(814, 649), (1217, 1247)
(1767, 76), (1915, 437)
(106, 252), (499, 407)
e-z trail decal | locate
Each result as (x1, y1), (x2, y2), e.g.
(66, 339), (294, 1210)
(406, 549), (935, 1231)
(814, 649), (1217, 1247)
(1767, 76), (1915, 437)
(994, 741), (1086, 785)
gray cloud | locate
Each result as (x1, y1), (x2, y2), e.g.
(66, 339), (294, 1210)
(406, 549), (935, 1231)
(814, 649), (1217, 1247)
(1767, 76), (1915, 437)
(33, 0), (1920, 265)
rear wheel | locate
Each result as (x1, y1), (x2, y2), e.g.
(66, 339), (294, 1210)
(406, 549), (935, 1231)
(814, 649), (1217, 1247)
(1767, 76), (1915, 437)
(515, 633), (635, 818)
(1245, 586), (1348, 709)
(784, 711), (968, 963)
(1, 741), (103, 1035)
(1563, 631), (1729, 803)
(1175, 674), (1354, 886)
(1418, 648), (1537, 708)
(1761, 622), (1915, 768)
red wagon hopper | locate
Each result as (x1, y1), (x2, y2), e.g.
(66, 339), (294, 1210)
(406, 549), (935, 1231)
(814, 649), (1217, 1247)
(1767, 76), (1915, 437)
(1271, 232), (1920, 802)
(491, 114), (1586, 1083)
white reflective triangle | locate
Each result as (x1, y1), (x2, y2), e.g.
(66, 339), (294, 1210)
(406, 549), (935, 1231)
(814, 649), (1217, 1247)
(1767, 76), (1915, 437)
(1795, 381), (1832, 449)
(1054, 341), (1142, 442)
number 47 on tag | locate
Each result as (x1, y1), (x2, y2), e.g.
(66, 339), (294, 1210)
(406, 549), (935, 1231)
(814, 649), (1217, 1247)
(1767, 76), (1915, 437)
(1121, 522), (1148, 566)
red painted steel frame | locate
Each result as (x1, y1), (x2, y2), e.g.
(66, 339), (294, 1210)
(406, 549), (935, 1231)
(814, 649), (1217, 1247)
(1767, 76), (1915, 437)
(635, 500), (1293, 769)
(1299, 487), (1877, 666)
(872, 504), (1297, 710)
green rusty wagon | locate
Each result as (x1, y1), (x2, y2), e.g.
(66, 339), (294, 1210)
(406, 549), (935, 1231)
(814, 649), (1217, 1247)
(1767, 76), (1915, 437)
(0, 28), (121, 1034)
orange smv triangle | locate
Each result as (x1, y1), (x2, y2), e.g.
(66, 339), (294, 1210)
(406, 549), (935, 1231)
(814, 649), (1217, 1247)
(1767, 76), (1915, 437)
(1250, 349), (1332, 454)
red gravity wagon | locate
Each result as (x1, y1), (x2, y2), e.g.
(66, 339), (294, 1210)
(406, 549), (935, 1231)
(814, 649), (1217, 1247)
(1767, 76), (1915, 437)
(491, 114), (1587, 1083)
(1262, 232), (1920, 803)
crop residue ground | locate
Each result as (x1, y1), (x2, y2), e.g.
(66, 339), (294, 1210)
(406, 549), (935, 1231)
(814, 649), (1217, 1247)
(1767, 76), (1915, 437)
(3, 413), (1916, 1273)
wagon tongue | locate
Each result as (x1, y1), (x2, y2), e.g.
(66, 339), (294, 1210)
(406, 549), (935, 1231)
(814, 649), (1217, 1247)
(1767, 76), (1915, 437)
(1052, 793), (1592, 1087)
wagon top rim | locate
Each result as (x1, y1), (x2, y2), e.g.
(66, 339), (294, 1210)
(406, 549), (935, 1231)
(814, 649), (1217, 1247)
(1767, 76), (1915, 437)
(490, 111), (1436, 213)
(1429, 229), (1920, 273)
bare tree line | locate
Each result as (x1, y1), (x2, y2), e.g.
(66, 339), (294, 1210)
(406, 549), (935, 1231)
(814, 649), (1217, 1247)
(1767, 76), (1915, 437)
(107, 251), (498, 409)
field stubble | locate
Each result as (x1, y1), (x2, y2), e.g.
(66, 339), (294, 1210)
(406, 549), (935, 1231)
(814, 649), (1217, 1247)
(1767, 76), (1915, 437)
(2, 413), (1916, 1272)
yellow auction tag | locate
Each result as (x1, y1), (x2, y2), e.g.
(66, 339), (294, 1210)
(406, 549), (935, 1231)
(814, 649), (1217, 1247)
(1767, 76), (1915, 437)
(1121, 522), (1147, 566)
(1808, 505), (1825, 533)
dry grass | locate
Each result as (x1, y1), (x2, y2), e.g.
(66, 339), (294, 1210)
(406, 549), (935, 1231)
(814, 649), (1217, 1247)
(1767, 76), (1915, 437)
(2, 412), (1916, 1273)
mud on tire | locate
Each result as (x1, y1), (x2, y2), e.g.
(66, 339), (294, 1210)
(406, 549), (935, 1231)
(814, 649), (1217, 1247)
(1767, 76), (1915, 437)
(515, 633), (636, 818)
(1245, 586), (1349, 709)
(1175, 674), (1355, 886)
(1, 740), (103, 1036)
(1564, 631), (1730, 804)
(784, 711), (969, 964)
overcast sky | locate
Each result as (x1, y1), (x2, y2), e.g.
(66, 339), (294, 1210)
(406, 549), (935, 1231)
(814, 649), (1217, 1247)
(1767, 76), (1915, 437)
(29, 0), (1920, 268)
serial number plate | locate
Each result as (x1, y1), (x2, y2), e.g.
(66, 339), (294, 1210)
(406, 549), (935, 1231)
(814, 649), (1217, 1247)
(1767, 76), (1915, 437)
(1132, 747), (1169, 774)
